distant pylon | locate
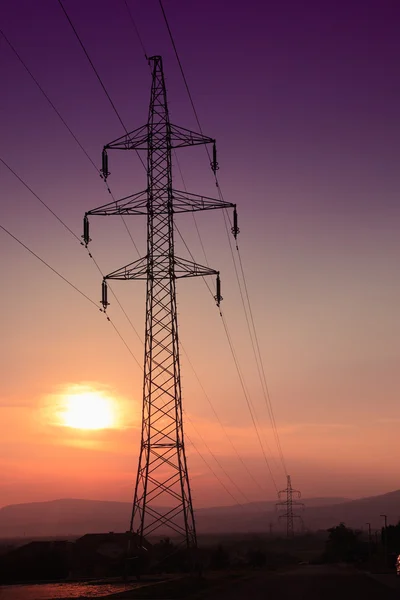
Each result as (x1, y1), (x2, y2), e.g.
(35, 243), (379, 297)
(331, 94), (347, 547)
(83, 56), (238, 551)
(276, 475), (304, 537)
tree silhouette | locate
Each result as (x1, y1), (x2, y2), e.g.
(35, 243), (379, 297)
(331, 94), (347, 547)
(324, 523), (365, 562)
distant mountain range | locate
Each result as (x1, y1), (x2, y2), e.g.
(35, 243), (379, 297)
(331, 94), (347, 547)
(1, 491), (399, 538)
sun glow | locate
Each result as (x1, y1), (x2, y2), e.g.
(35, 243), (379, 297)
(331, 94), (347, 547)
(60, 390), (115, 430)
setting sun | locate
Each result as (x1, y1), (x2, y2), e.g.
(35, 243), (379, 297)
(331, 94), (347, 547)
(60, 390), (115, 430)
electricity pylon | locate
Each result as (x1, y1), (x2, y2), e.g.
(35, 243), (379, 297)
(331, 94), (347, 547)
(276, 475), (304, 537)
(83, 56), (238, 550)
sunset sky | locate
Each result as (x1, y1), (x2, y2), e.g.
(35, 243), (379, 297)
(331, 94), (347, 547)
(1, 0), (400, 509)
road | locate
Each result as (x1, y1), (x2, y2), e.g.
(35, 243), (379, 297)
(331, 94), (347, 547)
(196, 564), (400, 599)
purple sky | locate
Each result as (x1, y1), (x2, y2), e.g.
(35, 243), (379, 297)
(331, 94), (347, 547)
(1, 0), (400, 508)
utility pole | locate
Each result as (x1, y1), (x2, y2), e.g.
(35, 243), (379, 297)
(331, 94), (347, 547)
(84, 56), (238, 551)
(366, 522), (372, 561)
(380, 513), (388, 567)
(276, 475), (304, 537)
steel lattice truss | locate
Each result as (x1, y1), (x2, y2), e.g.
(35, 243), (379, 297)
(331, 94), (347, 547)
(84, 56), (237, 550)
(276, 475), (304, 537)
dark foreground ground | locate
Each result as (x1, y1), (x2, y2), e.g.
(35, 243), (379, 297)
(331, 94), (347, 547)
(5, 565), (395, 600)
(193, 565), (400, 600)
(102, 564), (400, 600)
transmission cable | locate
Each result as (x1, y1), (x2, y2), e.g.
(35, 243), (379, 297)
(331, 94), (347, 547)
(123, 0), (148, 61)
(185, 413), (253, 505)
(219, 308), (278, 494)
(125, 3), (278, 491)
(1, 225), (244, 504)
(1, 168), (251, 503)
(236, 248), (287, 472)
(2, 155), (143, 346)
(1, 27), (140, 257)
(57, 0), (127, 136)
(57, 5), (278, 500)
(0, 29), (98, 172)
(220, 208), (281, 474)
(182, 346), (266, 493)
(0, 223), (141, 369)
(158, 1), (204, 139)
(1, 157), (80, 244)
(2, 20), (248, 495)
(57, 0), (146, 171)
(0, 224), (96, 309)
(3, 18), (264, 507)
(186, 436), (244, 507)
(159, 0), (287, 477)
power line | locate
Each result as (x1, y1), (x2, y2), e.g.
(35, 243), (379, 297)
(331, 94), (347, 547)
(219, 309), (278, 494)
(0, 226), (242, 502)
(2, 19), (263, 510)
(125, 3), (279, 492)
(86, 251), (142, 345)
(3, 221), (247, 509)
(2, 143), (246, 507)
(2, 155), (143, 345)
(2, 19), (243, 495)
(181, 346), (266, 493)
(56, 3), (279, 503)
(236, 247), (287, 473)
(223, 207), (286, 474)
(0, 225), (141, 368)
(123, 0), (148, 61)
(0, 225), (141, 369)
(186, 436), (244, 508)
(56, 0), (144, 250)
(2, 21), (142, 260)
(57, 0), (127, 135)
(159, 1), (287, 478)
(221, 209), (282, 475)
(57, 0), (146, 173)
(58, 0), (282, 498)
(0, 224), (97, 309)
(185, 413), (252, 505)
(1, 28), (140, 257)
(0, 28), (98, 173)
(172, 150), (210, 267)
(158, 0), (204, 138)
(1, 157), (80, 244)
(107, 317), (141, 370)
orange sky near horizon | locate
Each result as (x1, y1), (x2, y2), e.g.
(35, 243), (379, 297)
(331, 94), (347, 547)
(2, 0), (400, 511)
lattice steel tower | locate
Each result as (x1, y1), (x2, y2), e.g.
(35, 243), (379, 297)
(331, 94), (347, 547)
(276, 475), (304, 537)
(83, 56), (238, 549)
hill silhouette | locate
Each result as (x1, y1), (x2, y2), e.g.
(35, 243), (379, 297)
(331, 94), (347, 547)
(1, 492), (399, 538)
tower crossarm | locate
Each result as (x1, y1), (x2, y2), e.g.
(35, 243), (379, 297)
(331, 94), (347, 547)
(279, 513), (303, 521)
(103, 256), (219, 282)
(101, 256), (222, 309)
(104, 256), (148, 281)
(86, 190), (148, 217)
(105, 124), (149, 151)
(102, 122), (215, 152)
(170, 124), (219, 171)
(85, 189), (234, 220)
(169, 123), (214, 148)
(170, 189), (234, 213)
(174, 257), (218, 279)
